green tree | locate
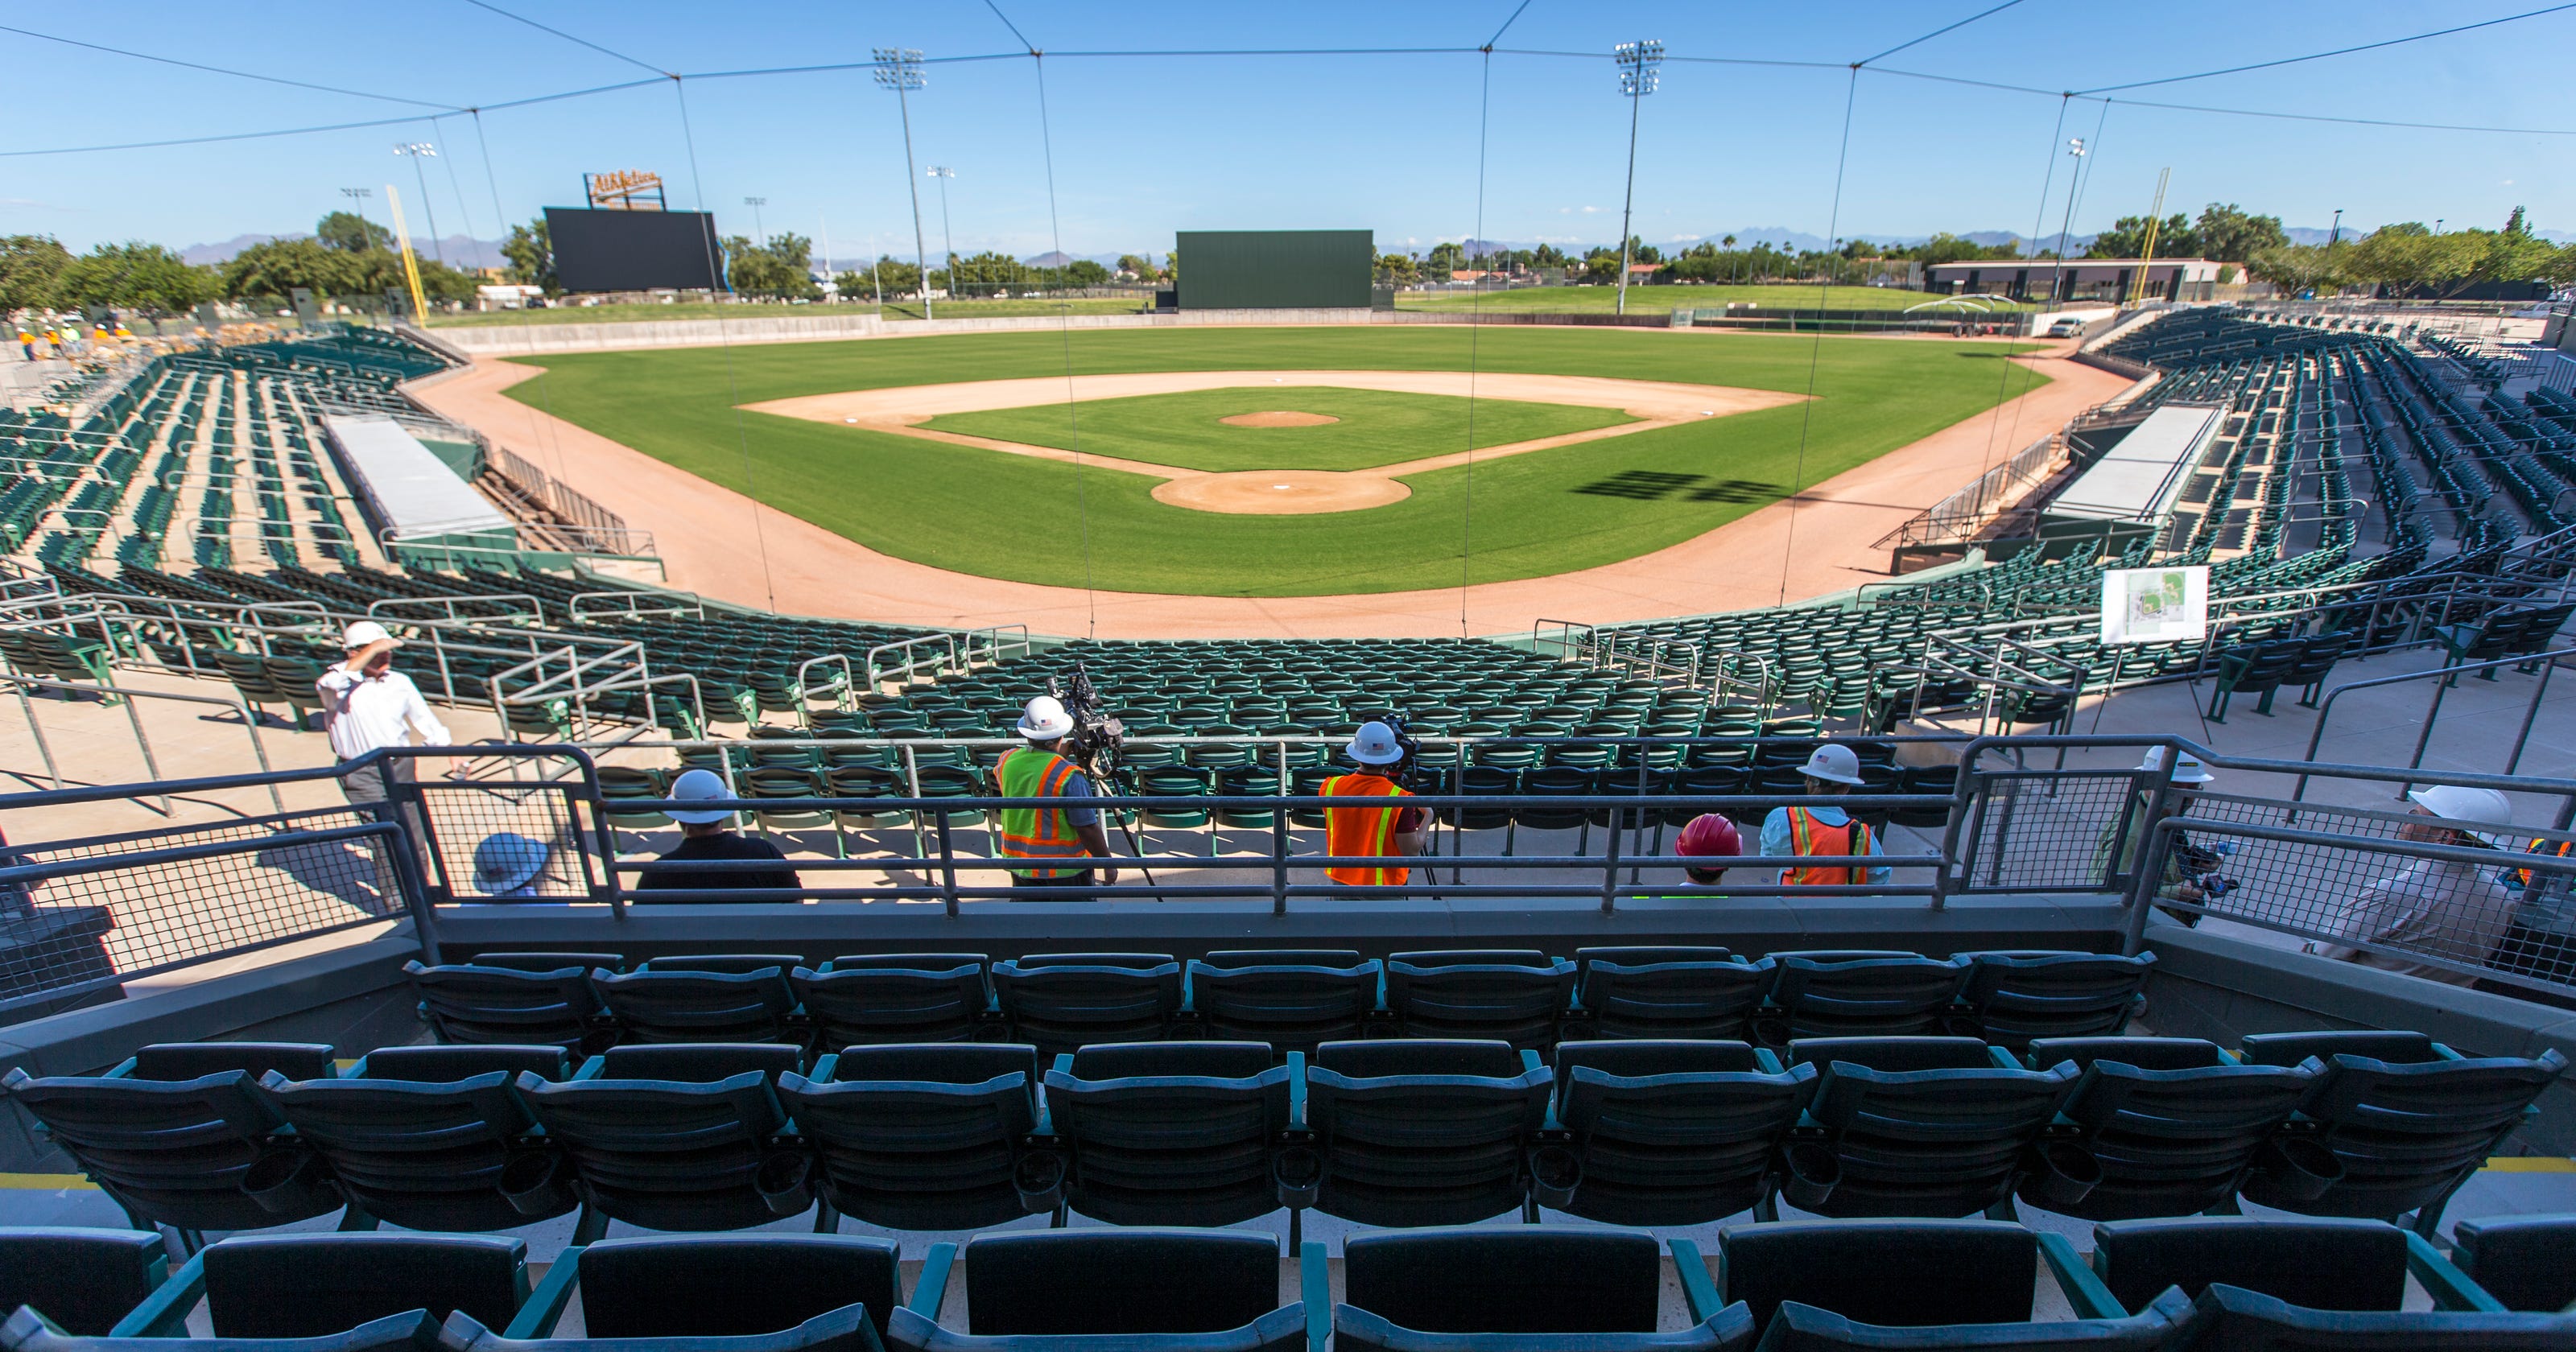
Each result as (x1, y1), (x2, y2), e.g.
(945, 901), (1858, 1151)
(1374, 252), (1418, 285)
(58, 241), (212, 315)
(1114, 254), (1150, 279)
(316, 210), (392, 254)
(2191, 203), (2286, 263)
(1426, 241), (1467, 274)
(861, 255), (921, 298)
(0, 235), (73, 313)
(502, 216), (556, 297)
(723, 233), (819, 299)
(2088, 214), (2194, 260)
(2246, 242), (2342, 294)
(1063, 258), (1111, 286)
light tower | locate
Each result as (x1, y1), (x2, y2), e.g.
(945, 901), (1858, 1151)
(2046, 136), (2086, 307)
(873, 48), (935, 319)
(339, 187), (378, 252)
(744, 197), (768, 246)
(1612, 39), (1663, 317)
(392, 143), (444, 265)
(927, 167), (956, 298)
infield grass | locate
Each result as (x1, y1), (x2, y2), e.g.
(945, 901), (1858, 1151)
(923, 386), (1634, 472)
(508, 326), (2046, 596)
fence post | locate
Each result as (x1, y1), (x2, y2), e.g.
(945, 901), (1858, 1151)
(935, 812), (959, 917)
(1600, 801), (1622, 916)
(1271, 802), (1290, 917)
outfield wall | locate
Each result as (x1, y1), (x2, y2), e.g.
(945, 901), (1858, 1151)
(435, 307), (1385, 354)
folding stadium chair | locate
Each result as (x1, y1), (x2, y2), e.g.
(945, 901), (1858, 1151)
(1758, 952), (1968, 1047)
(258, 1045), (591, 1237)
(1381, 950), (1577, 1049)
(988, 954), (1184, 1057)
(0, 1228), (170, 1336)
(2013, 1037), (2318, 1222)
(1183, 950), (1380, 1053)
(1701, 1218), (2189, 1351)
(590, 956), (803, 1046)
(512, 1043), (811, 1233)
(1567, 948), (1769, 1041)
(1951, 950), (2154, 1047)
(1782, 1037), (2082, 1219)
(789, 954), (993, 1050)
(1040, 1042), (1296, 1235)
(776, 1044), (1052, 1233)
(1335, 1226), (1752, 1352)
(2232, 1030), (2565, 1235)
(503, 1234), (906, 1345)
(1302, 1040), (1553, 1227)
(1549, 1041), (1816, 1226)
(2, 1044), (343, 1246)
(105, 1233), (535, 1340)
(884, 1229), (1311, 1352)
(404, 953), (618, 1051)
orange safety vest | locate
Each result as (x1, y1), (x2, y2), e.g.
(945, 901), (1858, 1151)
(1323, 772), (1411, 886)
(2508, 838), (2574, 890)
(1781, 807), (1872, 886)
(993, 747), (1091, 878)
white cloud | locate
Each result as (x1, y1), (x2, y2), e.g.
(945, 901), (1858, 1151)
(1580, 205), (1601, 214)
(1674, 233), (1700, 241)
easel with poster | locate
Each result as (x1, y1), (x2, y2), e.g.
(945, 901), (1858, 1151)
(2092, 565), (2211, 724)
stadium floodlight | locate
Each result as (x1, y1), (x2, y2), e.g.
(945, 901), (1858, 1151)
(2044, 137), (2085, 307)
(744, 196), (768, 245)
(1612, 39), (1663, 318)
(338, 187), (381, 254)
(874, 48), (936, 319)
(926, 168), (958, 299)
(392, 142), (445, 266)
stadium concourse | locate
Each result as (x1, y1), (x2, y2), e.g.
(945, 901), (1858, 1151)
(6, 306), (2576, 1349)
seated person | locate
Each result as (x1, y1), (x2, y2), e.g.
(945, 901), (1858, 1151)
(2315, 784), (2518, 987)
(636, 769), (803, 897)
(1674, 813), (1742, 893)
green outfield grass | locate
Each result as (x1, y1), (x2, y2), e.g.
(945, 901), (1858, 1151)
(923, 385), (1633, 472)
(1396, 284), (2041, 313)
(507, 326), (2045, 596)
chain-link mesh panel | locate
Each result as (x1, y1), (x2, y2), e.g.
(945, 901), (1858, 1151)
(1955, 769), (2149, 892)
(4, 818), (402, 1003)
(408, 779), (595, 901)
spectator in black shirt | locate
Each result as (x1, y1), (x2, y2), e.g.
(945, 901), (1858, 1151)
(636, 769), (803, 897)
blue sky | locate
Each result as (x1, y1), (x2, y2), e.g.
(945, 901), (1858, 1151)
(4, 1), (2570, 266)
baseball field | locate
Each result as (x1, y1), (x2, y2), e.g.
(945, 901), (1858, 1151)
(502, 326), (2046, 596)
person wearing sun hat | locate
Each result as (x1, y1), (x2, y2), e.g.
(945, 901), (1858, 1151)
(634, 768), (802, 897)
(316, 619), (450, 810)
(2316, 783), (2520, 986)
(471, 832), (551, 899)
(2095, 745), (2221, 921)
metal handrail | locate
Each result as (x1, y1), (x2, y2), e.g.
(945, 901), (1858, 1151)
(0, 671), (281, 813)
(864, 633), (963, 690)
(570, 589), (702, 624)
(367, 593), (547, 624)
(2289, 645), (2576, 803)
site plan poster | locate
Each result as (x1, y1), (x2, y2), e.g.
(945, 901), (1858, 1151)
(2099, 565), (2210, 645)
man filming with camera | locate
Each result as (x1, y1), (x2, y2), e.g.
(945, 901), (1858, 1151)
(994, 695), (1122, 891)
(1322, 720), (1426, 888)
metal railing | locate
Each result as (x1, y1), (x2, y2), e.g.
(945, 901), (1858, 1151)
(2290, 645), (2576, 802)
(0, 673), (281, 814)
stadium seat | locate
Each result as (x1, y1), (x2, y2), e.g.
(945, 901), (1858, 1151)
(258, 1045), (584, 1235)
(989, 954), (1184, 1057)
(1303, 1040), (1553, 1226)
(2, 1044), (343, 1239)
(590, 957), (802, 1046)
(1040, 1042), (1294, 1229)
(1951, 951), (2153, 1047)
(1784, 1037), (2081, 1218)
(513, 1044), (805, 1232)
(2013, 1036), (2319, 1220)
(1336, 1226), (1752, 1351)
(2233, 1032), (2565, 1233)
(1381, 950), (1578, 1049)
(1184, 950), (1379, 1052)
(789, 955), (992, 1049)
(775, 1044), (1050, 1231)
(883, 1229), (1309, 1352)
(1759, 953), (1967, 1046)
(530, 1235), (903, 1342)
(1705, 1218), (2188, 1349)
(109, 1233), (530, 1339)
(2450, 1214), (2576, 1313)
(0, 1228), (169, 1335)
(403, 956), (612, 1052)
(2169, 1283), (2576, 1350)
(1568, 949), (1769, 1041)
(1549, 1041), (1815, 1226)
(2087, 1216), (2492, 1317)
(0, 1306), (441, 1352)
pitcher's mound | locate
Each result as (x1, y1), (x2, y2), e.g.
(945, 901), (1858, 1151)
(1220, 410), (1340, 427)
(1153, 470), (1410, 514)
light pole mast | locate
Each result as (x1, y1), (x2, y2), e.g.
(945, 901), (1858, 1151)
(744, 197), (768, 246)
(927, 167), (956, 298)
(340, 187), (378, 250)
(393, 143), (444, 265)
(1612, 39), (1663, 318)
(873, 49), (935, 319)
(2047, 137), (2087, 307)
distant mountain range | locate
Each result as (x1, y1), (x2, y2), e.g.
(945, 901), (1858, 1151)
(181, 233), (506, 270)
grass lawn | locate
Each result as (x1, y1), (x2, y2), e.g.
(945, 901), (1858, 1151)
(923, 386), (1634, 472)
(1396, 285), (2041, 313)
(508, 326), (2046, 596)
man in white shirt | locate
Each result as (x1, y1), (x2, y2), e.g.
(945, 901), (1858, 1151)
(2318, 784), (2520, 987)
(316, 620), (451, 807)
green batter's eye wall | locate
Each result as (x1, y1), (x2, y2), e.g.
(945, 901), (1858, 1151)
(1177, 229), (1375, 310)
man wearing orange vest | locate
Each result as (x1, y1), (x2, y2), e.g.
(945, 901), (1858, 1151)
(1759, 743), (1889, 886)
(1323, 721), (1426, 888)
(993, 695), (1121, 891)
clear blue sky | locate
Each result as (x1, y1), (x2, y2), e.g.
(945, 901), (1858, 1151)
(4, 0), (2570, 266)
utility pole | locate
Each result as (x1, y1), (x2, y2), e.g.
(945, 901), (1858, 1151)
(393, 143), (444, 265)
(1612, 39), (1662, 317)
(927, 167), (956, 299)
(744, 197), (768, 246)
(873, 48), (935, 319)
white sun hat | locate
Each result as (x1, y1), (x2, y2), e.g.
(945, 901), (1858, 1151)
(667, 768), (738, 826)
(341, 620), (397, 649)
(1798, 743), (1865, 786)
(1017, 695), (1075, 740)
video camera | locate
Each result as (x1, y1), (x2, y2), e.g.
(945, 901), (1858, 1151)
(1372, 710), (1426, 789)
(2176, 837), (2240, 901)
(1046, 662), (1129, 788)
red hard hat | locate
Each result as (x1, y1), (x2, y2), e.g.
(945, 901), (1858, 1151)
(1677, 813), (1743, 859)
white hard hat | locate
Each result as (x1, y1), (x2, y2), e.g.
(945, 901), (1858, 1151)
(1798, 743), (1864, 786)
(1017, 695), (1075, 740)
(2405, 784), (2513, 846)
(667, 768), (737, 825)
(2139, 746), (2215, 785)
(341, 620), (396, 649)
(1346, 721), (1406, 765)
